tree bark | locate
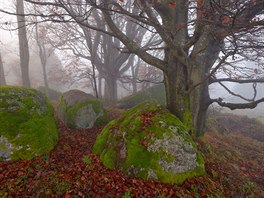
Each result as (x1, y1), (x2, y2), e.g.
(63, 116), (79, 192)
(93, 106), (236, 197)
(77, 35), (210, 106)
(0, 51), (6, 85)
(16, 0), (30, 88)
(104, 75), (118, 105)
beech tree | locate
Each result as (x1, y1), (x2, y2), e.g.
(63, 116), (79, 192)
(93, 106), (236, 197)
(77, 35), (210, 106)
(16, 0), (30, 87)
(18, 0), (264, 136)
(0, 50), (6, 85)
(44, 7), (148, 104)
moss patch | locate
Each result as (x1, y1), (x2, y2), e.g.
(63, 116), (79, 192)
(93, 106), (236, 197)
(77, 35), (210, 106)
(0, 85), (58, 161)
(118, 84), (166, 109)
(93, 101), (205, 184)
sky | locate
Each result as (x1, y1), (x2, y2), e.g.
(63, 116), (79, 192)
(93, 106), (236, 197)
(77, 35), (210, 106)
(0, 1), (16, 44)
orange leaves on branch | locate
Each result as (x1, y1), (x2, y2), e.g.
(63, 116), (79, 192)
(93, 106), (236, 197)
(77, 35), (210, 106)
(196, 0), (205, 17)
(221, 15), (233, 24)
(168, 2), (177, 8)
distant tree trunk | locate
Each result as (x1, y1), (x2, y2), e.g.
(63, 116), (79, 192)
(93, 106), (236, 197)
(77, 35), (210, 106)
(0, 51), (6, 85)
(104, 75), (118, 105)
(16, 0), (30, 88)
(35, 22), (50, 97)
(131, 65), (137, 94)
(98, 74), (103, 98)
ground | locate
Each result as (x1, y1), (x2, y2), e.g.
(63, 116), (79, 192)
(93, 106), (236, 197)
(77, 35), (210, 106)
(0, 109), (263, 197)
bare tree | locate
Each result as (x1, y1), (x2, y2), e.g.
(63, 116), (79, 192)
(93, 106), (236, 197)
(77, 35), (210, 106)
(47, 7), (148, 104)
(16, 0), (30, 87)
(34, 22), (54, 97)
(14, 0), (264, 136)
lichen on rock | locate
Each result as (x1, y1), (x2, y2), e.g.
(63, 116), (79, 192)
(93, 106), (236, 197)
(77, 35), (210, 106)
(0, 85), (58, 161)
(93, 100), (205, 184)
(57, 89), (108, 128)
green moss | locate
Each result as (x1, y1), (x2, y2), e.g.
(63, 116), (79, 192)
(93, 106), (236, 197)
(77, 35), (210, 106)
(100, 147), (116, 169)
(0, 85), (58, 161)
(92, 120), (116, 154)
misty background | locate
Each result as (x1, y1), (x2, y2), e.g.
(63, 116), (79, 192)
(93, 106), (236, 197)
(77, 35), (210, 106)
(0, 1), (263, 122)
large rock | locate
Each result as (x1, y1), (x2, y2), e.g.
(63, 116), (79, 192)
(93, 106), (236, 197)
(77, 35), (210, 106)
(0, 85), (58, 161)
(93, 101), (205, 184)
(57, 89), (108, 128)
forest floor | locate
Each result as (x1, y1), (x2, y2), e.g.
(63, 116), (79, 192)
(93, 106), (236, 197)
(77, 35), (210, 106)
(0, 110), (264, 197)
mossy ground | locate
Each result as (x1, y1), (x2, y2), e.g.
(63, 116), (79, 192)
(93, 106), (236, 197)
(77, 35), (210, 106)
(118, 84), (166, 109)
(93, 101), (205, 184)
(57, 96), (108, 128)
(0, 85), (58, 160)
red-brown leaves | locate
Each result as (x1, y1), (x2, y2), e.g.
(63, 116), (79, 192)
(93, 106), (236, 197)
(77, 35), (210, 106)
(141, 111), (154, 130)
(0, 112), (263, 197)
(168, 2), (177, 8)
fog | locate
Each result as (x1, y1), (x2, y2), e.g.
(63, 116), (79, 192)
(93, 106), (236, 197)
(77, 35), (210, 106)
(0, 1), (263, 122)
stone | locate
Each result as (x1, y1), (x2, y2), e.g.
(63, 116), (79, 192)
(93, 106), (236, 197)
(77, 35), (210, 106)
(57, 89), (108, 128)
(93, 101), (205, 184)
(0, 85), (58, 161)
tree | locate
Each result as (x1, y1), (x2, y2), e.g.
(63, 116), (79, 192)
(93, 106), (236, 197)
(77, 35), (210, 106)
(16, 0), (30, 87)
(34, 22), (54, 97)
(45, 7), (148, 104)
(20, 0), (264, 136)
(0, 50), (6, 85)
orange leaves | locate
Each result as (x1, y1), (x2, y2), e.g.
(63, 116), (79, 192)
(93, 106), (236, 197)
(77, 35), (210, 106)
(141, 111), (154, 130)
(197, 0), (205, 17)
(221, 15), (233, 25)
(168, 2), (177, 8)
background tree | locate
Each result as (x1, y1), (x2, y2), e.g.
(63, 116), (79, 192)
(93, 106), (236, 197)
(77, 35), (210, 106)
(16, 0), (30, 87)
(0, 49), (6, 85)
(46, 7), (148, 104)
(19, 0), (264, 136)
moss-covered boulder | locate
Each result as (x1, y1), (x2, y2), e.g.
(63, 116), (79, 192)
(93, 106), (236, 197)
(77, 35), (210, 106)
(0, 85), (58, 161)
(57, 89), (108, 128)
(118, 84), (166, 109)
(93, 101), (205, 184)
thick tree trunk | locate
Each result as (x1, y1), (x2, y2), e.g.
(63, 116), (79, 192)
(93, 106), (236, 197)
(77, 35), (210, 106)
(16, 0), (30, 88)
(189, 77), (210, 137)
(104, 75), (118, 105)
(163, 60), (193, 132)
(164, 64), (209, 137)
(0, 51), (6, 85)
(163, 43), (215, 137)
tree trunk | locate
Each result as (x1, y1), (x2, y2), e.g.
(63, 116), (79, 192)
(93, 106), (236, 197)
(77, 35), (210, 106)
(163, 36), (219, 137)
(16, 0), (30, 88)
(42, 63), (50, 97)
(163, 60), (191, 127)
(131, 64), (138, 94)
(104, 75), (118, 105)
(0, 51), (6, 85)
(98, 74), (103, 98)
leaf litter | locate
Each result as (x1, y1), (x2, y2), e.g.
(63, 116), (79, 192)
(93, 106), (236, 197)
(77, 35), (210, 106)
(0, 114), (263, 197)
